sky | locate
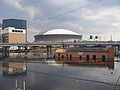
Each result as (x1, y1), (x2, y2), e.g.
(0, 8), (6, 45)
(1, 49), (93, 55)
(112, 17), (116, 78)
(0, 0), (120, 42)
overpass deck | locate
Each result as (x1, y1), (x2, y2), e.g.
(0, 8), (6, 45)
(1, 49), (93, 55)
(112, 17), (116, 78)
(0, 41), (120, 47)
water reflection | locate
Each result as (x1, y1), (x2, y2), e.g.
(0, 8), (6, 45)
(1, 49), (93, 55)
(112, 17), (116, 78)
(0, 52), (53, 60)
(0, 52), (119, 90)
(0, 52), (115, 70)
(54, 58), (114, 70)
(3, 61), (27, 76)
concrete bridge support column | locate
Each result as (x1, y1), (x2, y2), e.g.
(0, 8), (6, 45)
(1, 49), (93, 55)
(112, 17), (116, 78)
(6, 47), (10, 52)
(62, 45), (65, 49)
(116, 46), (120, 56)
(2, 47), (5, 52)
(47, 45), (52, 54)
(3, 52), (9, 58)
(117, 46), (120, 51)
(18, 46), (22, 51)
(2, 46), (10, 52)
(24, 46), (28, 53)
(0, 47), (2, 52)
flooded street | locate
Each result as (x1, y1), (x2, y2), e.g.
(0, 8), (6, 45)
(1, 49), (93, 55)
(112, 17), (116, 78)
(0, 53), (120, 90)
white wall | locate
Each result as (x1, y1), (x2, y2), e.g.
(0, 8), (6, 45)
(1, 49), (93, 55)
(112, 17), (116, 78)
(3, 27), (26, 34)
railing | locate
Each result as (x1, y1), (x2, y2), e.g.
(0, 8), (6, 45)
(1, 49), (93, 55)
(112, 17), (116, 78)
(1, 41), (120, 46)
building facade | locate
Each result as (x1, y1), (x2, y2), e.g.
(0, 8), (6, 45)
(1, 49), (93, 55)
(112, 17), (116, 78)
(2, 19), (26, 29)
(3, 62), (27, 75)
(2, 27), (26, 43)
(54, 48), (114, 65)
(2, 19), (27, 43)
(0, 28), (2, 43)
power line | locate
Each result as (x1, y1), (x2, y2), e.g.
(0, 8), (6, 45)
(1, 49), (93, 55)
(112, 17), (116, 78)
(29, 0), (102, 26)
(28, 0), (94, 28)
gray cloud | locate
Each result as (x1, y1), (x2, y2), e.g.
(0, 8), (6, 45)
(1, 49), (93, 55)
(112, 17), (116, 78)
(0, 0), (120, 41)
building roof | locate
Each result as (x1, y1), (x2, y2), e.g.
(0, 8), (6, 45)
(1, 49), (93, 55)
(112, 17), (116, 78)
(39, 29), (79, 35)
(55, 49), (66, 53)
(66, 48), (108, 52)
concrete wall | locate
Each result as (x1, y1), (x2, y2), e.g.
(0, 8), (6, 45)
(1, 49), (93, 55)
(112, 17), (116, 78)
(9, 33), (26, 43)
(2, 27), (26, 43)
(3, 33), (26, 43)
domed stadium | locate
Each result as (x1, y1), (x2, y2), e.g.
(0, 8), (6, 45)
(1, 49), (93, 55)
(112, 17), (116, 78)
(34, 29), (82, 42)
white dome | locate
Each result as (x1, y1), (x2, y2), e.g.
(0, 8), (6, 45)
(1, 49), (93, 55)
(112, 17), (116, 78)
(41, 29), (79, 35)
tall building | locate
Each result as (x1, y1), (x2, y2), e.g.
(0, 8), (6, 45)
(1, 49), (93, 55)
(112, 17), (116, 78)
(2, 19), (27, 43)
(2, 27), (26, 43)
(0, 27), (2, 43)
(2, 19), (26, 29)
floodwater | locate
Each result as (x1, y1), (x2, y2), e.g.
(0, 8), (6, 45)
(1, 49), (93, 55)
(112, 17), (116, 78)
(0, 53), (120, 90)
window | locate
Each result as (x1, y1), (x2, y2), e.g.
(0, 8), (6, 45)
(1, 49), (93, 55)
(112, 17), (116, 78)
(102, 55), (106, 62)
(70, 54), (72, 60)
(86, 55), (90, 62)
(62, 55), (64, 59)
(12, 30), (15, 32)
(58, 53), (60, 56)
(15, 30), (17, 32)
(79, 56), (82, 61)
(93, 55), (96, 62)
(58, 57), (60, 61)
(66, 54), (68, 60)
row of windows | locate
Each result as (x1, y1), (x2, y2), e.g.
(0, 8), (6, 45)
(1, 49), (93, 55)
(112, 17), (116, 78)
(12, 30), (23, 33)
(56, 54), (106, 62)
(85, 55), (106, 62)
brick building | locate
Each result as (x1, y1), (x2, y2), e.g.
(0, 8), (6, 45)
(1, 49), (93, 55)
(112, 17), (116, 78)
(54, 48), (115, 65)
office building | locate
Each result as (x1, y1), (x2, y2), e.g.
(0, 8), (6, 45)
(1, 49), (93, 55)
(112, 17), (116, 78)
(2, 19), (26, 29)
(2, 27), (26, 43)
(0, 28), (2, 43)
(2, 19), (27, 43)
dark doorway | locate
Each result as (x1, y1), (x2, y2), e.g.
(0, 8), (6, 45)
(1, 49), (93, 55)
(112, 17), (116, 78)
(79, 56), (82, 61)
(58, 53), (60, 56)
(86, 55), (90, 62)
(66, 54), (68, 60)
(93, 55), (96, 62)
(70, 54), (72, 60)
(62, 55), (64, 60)
(102, 55), (106, 62)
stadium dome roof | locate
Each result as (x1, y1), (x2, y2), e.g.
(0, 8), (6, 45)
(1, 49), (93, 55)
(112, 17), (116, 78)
(40, 29), (79, 35)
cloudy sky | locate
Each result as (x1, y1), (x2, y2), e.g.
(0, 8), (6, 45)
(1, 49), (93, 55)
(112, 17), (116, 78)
(0, 0), (120, 42)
